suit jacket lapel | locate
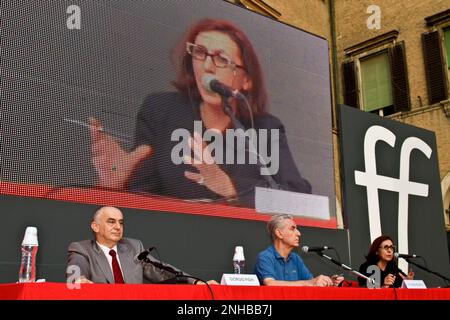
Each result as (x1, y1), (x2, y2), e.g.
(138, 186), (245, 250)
(92, 241), (114, 284)
(118, 241), (134, 284)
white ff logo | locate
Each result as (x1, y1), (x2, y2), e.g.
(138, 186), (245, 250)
(354, 125), (432, 272)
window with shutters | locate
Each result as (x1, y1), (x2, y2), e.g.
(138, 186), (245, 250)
(342, 32), (410, 117)
(444, 27), (450, 97)
(360, 51), (393, 113)
(445, 27), (450, 70)
(423, 10), (450, 105)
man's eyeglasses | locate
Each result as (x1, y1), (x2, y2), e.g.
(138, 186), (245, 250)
(186, 42), (245, 70)
(380, 245), (396, 251)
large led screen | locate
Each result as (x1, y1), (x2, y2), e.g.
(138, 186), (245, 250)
(1, 0), (336, 224)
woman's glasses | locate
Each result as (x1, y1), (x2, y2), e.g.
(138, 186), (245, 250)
(380, 245), (396, 252)
(186, 42), (245, 70)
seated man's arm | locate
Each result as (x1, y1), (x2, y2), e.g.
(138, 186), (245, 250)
(263, 275), (333, 287)
(66, 242), (93, 283)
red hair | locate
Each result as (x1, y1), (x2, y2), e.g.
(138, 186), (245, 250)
(172, 19), (268, 118)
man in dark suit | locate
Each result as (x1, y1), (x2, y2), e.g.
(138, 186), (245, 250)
(66, 206), (192, 284)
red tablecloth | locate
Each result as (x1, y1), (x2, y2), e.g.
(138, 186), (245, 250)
(0, 283), (448, 300)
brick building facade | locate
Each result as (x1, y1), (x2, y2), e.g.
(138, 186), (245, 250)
(231, 0), (450, 231)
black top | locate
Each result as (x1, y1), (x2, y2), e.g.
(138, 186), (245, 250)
(127, 91), (311, 207)
(358, 261), (407, 288)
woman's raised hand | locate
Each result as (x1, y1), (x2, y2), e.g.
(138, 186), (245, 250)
(89, 117), (152, 189)
(183, 131), (237, 199)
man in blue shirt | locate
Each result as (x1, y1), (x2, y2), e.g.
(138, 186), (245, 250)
(255, 214), (343, 286)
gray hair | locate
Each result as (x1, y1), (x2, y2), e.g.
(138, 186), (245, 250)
(91, 206), (121, 223)
(91, 207), (104, 223)
(267, 214), (294, 242)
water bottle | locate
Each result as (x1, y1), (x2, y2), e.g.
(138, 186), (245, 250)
(233, 246), (245, 274)
(18, 227), (39, 283)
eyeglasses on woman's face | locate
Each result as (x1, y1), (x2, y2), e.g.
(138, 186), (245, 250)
(186, 42), (245, 70)
(379, 245), (396, 252)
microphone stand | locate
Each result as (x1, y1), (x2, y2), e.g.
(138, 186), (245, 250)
(404, 258), (450, 286)
(314, 251), (379, 287)
(139, 255), (188, 284)
(157, 272), (188, 285)
(137, 252), (216, 299)
(222, 99), (279, 190)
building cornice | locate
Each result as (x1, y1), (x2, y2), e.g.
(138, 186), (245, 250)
(388, 99), (450, 120)
(344, 30), (399, 56)
(237, 0), (281, 19)
(425, 9), (450, 26)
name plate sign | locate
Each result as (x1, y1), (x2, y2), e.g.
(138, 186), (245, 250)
(220, 274), (260, 286)
(401, 280), (427, 289)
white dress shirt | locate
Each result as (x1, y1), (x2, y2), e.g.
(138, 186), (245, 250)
(96, 242), (124, 277)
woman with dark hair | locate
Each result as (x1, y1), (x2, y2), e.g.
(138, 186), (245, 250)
(89, 18), (311, 206)
(358, 235), (414, 288)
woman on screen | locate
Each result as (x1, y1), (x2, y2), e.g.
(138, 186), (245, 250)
(89, 18), (311, 206)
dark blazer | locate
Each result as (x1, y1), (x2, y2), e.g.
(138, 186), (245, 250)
(358, 261), (407, 288)
(66, 237), (191, 284)
(127, 92), (312, 207)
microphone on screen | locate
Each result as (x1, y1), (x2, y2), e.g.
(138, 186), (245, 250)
(202, 74), (246, 100)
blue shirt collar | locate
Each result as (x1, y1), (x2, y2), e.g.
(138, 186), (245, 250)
(269, 244), (293, 262)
